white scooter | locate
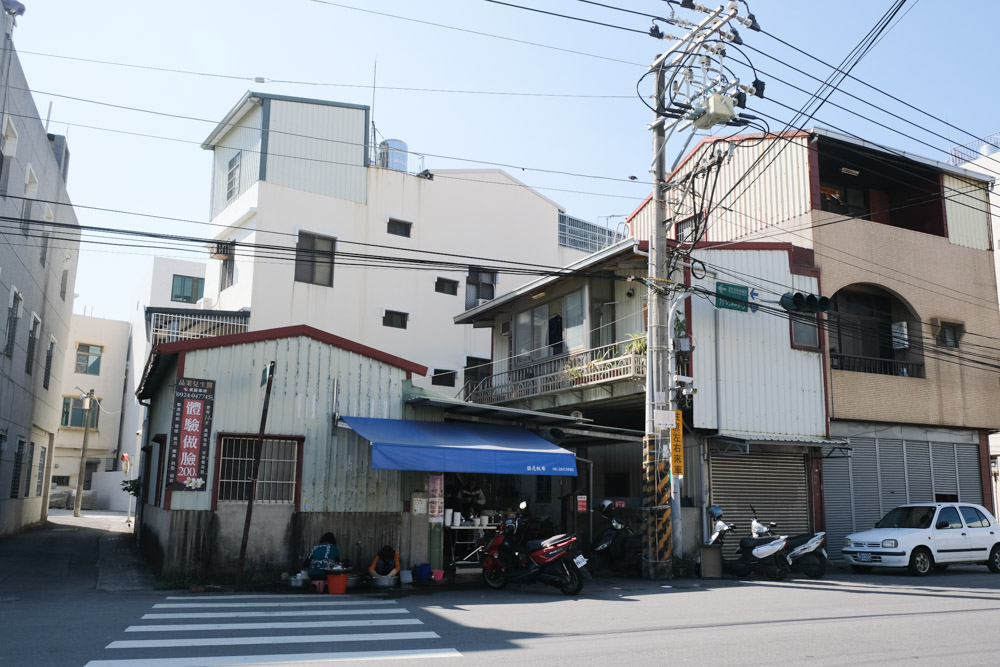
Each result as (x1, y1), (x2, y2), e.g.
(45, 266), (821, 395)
(748, 505), (828, 579)
(708, 505), (789, 581)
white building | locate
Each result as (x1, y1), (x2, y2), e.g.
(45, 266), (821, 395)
(195, 92), (616, 396)
(50, 315), (130, 509)
(0, 12), (81, 536)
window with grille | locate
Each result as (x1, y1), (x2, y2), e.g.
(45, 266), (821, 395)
(226, 151), (241, 201)
(220, 253), (235, 291)
(217, 436), (299, 504)
(60, 269), (68, 301)
(52, 475), (69, 486)
(294, 232), (335, 287)
(382, 310), (408, 329)
(75, 343), (102, 375)
(43, 339), (55, 389)
(36, 448), (46, 495)
(25, 316), (40, 374)
(9, 438), (24, 498)
(5, 290), (22, 358)
(23, 442), (34, 497)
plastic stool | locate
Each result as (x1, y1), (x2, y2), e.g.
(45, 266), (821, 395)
(309, 579), (326, 593)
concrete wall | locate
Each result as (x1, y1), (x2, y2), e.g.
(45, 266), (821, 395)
(816, 214), (1000, 429)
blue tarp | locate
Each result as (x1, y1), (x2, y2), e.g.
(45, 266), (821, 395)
(341, 416), (577, 476)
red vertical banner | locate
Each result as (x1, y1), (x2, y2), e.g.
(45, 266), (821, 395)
(166, 377), (215, 491)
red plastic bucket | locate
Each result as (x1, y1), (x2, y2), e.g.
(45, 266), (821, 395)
(326, 573), (349, 594)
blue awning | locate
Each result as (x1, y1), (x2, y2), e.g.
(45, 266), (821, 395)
(341, 416), (577, 476)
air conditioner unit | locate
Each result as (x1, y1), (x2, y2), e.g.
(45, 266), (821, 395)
(476, 298), (491, 308)
(210, 241), (233, 259)
(200, 297), (215, 310)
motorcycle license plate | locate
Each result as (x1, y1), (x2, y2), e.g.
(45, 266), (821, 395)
(573, 554), (587, 568)
(857, 552), (872, 562)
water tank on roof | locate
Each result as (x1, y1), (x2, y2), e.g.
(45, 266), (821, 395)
(378, 139), (408, 172)
(979, 143), (998, 157)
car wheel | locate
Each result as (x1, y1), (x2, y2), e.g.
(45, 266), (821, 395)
(908, 547), (933, 577)
(850, 565), (873, 574)
(933, 564), (948, 571)
(988, 545), (1000, 574)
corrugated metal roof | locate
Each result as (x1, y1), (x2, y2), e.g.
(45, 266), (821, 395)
(711, 431), (848, 446)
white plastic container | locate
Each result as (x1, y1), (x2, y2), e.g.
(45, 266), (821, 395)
(444, 509), (453, 525)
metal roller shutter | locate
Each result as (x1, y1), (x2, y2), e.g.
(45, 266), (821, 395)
(709, 451), (809, 556)
(823, 435), (984, 560)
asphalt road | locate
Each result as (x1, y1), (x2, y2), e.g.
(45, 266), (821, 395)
(2, 514), (999, 666)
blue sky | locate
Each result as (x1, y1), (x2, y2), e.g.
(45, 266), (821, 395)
(12, 0), (999, 321)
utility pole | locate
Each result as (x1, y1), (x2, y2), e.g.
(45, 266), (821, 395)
(234, 361), (276, 592)
(644, 63), (672, 579)
(73, 389), (95, 518)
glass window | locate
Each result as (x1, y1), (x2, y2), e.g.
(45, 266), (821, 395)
(43, 339), (55, 389)
(387, 219), (412, 237)
(9, 438), (24, 498)
(382, 310), (408, 329)
(936, 506), (963, 529)
(876, 505), (935, 529)
(435, 277), (458, 295)
(465, 268), (497, 310)
(294, 232), (335, 287)
(25, 316), (40, 375)
(937, 323), (962, 348)
(61, 396), (99, 428)
(75, 343), (102, 375)
(226, 151), (241, 201)
(564, 290), (585, 350)
(959, 506), (989, 528)
(4, 291), (21, 358)
(171, 275), (205, 303)
(791, 313), (819, 349)
(35, 447), (46, 496)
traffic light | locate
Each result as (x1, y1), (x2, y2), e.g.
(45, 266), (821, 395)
(779, 292), (830, 313)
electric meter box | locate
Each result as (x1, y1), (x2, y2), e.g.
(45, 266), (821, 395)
(692, 93), (735, 129)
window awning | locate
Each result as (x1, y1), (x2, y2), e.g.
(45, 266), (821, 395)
(341, 416), (577, 476)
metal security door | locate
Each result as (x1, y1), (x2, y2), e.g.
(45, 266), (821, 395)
(709, 451), (810, 555)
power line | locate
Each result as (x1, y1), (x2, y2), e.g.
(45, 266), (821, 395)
(306, 0), (645, 67)
(481, 0), (649, 34)
(16, 49), (634, 99)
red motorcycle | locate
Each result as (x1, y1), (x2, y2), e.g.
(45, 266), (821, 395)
(481, 501), (587, 595)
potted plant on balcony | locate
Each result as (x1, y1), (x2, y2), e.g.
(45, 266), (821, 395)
(622, 332), (647, 356)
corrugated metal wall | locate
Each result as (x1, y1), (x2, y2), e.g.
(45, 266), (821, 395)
(630, 136), (813, 243)
(267, 100), (368, 204)
(822, 436), (983, 558)
(943, 174), (991, 250)
(210, 104), (263, 219)
(691, 249), (826, 436)
(167, 335), (407, 513)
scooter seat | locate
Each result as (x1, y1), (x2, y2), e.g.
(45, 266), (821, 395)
(523, 534), (571, 553)
(738, 536), (779, 551)
(783, 534), (814, 550)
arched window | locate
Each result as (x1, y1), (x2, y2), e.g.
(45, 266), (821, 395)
(828, 284), (924, 378)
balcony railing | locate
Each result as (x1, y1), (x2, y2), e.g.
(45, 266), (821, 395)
(149, 310), (250, 347)
(830, 353), (924, 378)
(465, 340), (647, 405)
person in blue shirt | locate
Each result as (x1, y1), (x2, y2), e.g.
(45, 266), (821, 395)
(304, 532), (340, 579)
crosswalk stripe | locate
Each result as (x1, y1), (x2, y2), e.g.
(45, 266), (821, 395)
(85, 648), (462, 666)
(142, 608), (409, 620)
(165, 594), (348, 600)
(153, 600), (397, 609)
(107, 631), (440, 649)
(126, 618), (423, 632)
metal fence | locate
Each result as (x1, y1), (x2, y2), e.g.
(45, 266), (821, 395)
(830, 353), (924, 378)
(949, 131), (1000, 165)
(558, 213), (625, 254)
(149, 310), (249, 346)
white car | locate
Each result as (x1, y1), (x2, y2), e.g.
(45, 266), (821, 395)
(842, 503), (1000, 576)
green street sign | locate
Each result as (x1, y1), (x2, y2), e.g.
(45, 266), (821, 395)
(715, 281), (749, 312)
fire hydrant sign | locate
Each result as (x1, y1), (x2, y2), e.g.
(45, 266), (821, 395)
(166, 377), (215, 491)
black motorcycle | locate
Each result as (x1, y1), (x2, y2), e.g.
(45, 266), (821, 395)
(708, 505), (789, 581)
(589, 500), (643, 576)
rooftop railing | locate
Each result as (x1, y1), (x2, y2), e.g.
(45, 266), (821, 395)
(149, 310), (250, 347)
